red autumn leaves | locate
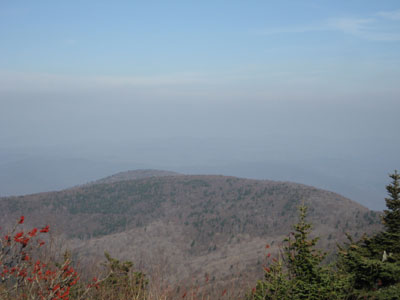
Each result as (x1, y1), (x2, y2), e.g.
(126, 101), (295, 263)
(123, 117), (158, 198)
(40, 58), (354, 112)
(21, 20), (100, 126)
(0, 216), (81, 300)
(10, 217), (49, 248)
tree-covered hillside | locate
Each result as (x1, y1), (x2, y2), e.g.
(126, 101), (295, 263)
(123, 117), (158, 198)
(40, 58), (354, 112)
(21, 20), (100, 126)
(0, 172), (397, 299)
(0, 174), (381, 287)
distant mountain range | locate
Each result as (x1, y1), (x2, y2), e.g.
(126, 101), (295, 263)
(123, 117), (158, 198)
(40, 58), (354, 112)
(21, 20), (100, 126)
(0, 170), (382, 287)
(0, 147), (391, 210)
(85, 169), (181, 185)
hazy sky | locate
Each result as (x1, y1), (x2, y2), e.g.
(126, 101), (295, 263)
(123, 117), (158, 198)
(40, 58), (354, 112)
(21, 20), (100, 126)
(1, 1), (399, 209)
(1, 1), (400, 93)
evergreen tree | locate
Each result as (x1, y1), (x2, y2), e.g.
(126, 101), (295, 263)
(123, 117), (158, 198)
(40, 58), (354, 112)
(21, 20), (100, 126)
(249, 205), (347, 300)
(338, 171), (400, 299)
(383, 170), (400, 234)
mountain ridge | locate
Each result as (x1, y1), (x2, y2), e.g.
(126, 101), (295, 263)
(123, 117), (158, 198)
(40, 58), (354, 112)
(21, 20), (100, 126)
(0, 172), (382, 286)
(84, 169), (182, 186)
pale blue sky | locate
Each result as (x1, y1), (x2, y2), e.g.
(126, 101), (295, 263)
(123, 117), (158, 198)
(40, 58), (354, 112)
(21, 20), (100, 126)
(1, 1), (400, 209)
(1, 1), (400, 84)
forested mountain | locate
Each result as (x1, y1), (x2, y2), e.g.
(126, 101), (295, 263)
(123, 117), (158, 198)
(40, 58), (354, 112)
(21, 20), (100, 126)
(85, 169), (181, 186)
(0, 173), (381, 286)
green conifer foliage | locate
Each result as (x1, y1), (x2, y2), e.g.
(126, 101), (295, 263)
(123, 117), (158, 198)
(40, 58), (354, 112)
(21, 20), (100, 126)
(383, 170), (400, 234)
(249, 205), (347, 300)
(338, 171), (400, 299)
(285, 205), (325, 282)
